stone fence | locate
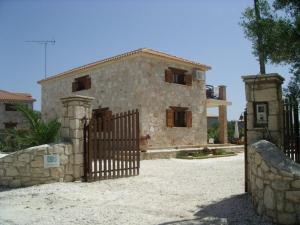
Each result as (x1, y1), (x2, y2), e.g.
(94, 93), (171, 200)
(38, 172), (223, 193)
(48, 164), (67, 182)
(249, 140), (300, 225)
(0, 95), (94, 188)
(0, 143), (73, 188)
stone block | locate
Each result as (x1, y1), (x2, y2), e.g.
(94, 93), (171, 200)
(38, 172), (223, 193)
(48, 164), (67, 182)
(3, 157), (13, 163)
(50, 168), (63, 178)
(6, 167), (19, 177)
(31, 168), (50, 176)
(285, 202), (295, 213)
(271, 180), (290, 191)
(256, 177), (264, 189)
(261, 161), (269, 172)
(12, 161), (27, 167)
(61, 128), (70, 138)
(286, 191), (300, 203)
(65, 164), (73, 175)
(18, 154), (30, 162)
(65, 145), (73, 155)
(70, 119), (80, 130)
(64, 175), (74, 182)
(0, 168), (4, 176)
(264, 186), (275, 210)
(30, 158), (44, 168)
(74, 154), (83, 164)
(291, 180), (300, 189)
(277, 213), (296, 225)
(9, 179), (21, 188)
(60, 155), (69, 165)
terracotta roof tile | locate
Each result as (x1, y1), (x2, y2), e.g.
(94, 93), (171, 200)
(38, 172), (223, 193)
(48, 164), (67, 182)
(38, 48), (211, 84)
(0, 90), (35, 102)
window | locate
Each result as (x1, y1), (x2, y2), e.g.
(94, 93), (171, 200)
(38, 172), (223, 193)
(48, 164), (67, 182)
(5, 103), (17, 111)
(166, 107), (192, 128)
(72, 75), (91, 92)
(4, 122), (17, 129)
(165, 68), (192, 86)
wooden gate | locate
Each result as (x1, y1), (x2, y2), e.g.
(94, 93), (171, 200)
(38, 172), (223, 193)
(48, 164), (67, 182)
(283, 99), (300, 163)
(83, 109), (140, 182)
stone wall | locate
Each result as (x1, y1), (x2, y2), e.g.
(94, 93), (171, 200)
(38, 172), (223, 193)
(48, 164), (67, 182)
(249, 140), (300, 225)
(0, 101), (34, 130)
(40, 54), (207, 149)
(0, 143), (73, 188)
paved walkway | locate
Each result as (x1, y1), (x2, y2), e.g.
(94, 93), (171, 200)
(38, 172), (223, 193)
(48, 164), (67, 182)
(0, 153), (273, 225)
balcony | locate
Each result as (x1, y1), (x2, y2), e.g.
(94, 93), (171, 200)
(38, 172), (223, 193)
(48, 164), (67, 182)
(206, 85), (220, 99)
(206, 85), (231, 108)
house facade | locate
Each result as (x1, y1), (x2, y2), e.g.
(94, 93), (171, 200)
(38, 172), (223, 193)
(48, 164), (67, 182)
(0, 90), (35, 130)
(39, 48), (229, 149)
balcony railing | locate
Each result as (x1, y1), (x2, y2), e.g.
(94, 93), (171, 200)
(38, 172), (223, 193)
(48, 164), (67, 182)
(206, 85), (220, 99)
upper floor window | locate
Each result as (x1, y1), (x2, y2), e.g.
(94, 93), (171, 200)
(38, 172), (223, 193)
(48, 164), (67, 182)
(166, 107), (192, 128)
(5, 103), (17, 111)
(165, 67), (192, 86)
(4, 122), (17, 129)
(72, 75), (91, 92)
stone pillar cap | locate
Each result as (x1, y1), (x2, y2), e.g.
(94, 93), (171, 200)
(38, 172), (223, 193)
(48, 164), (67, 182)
(60, 95), (95, 103)
(242, 73), (284, 84)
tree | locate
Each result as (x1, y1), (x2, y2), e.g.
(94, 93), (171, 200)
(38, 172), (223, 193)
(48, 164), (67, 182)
(240, 0), (274, 74)
(241, 0), (300, 99)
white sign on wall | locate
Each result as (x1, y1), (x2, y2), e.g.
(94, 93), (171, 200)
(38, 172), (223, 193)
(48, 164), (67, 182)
(44, 155), (60, 168)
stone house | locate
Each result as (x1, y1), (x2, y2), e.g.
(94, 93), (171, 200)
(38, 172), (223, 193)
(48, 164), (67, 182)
(39, 48), (230, 149)
(0, 90), (35, 130)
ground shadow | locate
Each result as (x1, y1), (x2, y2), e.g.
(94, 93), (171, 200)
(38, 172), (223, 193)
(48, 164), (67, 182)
(159, 194), (275, 225)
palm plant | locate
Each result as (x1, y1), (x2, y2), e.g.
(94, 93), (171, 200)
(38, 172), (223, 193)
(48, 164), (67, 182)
(0, 104), (61, 152)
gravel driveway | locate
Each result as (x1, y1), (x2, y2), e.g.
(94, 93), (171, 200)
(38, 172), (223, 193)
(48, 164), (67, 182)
(0, 153), (274, 225)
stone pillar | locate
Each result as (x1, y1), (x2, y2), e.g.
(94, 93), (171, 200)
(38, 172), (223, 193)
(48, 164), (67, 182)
(218, 85), (228, 144)
(242, 74), (284, 147)
(60, 95), (94, 180)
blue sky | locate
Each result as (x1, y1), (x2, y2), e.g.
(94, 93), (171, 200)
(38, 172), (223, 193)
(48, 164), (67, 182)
(0, 0), (292, 120)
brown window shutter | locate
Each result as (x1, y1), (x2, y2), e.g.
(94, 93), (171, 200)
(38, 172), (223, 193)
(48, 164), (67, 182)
(184, 74), (193, 86)
(85, 77), (91, 89)
(166, 109), (174, 127)
(165, 69), (173, 83)
(186, 111), (192, 128)
(72, 81), (78, 92)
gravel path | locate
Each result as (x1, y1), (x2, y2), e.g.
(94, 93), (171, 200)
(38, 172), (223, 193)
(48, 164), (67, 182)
(0, 153), (274, 225)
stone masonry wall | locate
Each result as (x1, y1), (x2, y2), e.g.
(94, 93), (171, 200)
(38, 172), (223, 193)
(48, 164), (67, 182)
(41, 54), (207, 149)
(0, 143), (73, 188)
(249, 140), (300, 225)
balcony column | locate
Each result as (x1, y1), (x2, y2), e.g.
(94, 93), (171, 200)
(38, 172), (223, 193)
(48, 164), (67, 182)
(218, 85), (228, 144)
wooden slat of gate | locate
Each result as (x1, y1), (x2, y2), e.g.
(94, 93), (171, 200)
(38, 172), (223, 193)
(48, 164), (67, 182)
(136, 109), (140, 175)
(128, 110), (132, 176)
(125, 111), (128, 177)
(112, 115), (116, 178)
(107, 117), (111, 179)
(99, 117), (103, 180)
(92, 118), (97, 181)
(116, 113), (120, 178)
(88, 120), (94, 181)
(104, 117), (108, 179)
(119, 113), (124, 177)
(132, 110), (136, 175)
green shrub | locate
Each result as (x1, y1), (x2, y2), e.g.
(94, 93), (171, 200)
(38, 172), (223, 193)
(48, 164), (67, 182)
(0, 104), (61, 152)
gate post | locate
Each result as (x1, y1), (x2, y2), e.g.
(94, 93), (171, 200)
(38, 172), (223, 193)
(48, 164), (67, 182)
(242, 73), (284, 191)
(60, 95), (94, 181)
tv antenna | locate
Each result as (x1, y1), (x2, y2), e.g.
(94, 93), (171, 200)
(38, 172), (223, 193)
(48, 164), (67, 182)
(25, 39), (56, 78)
